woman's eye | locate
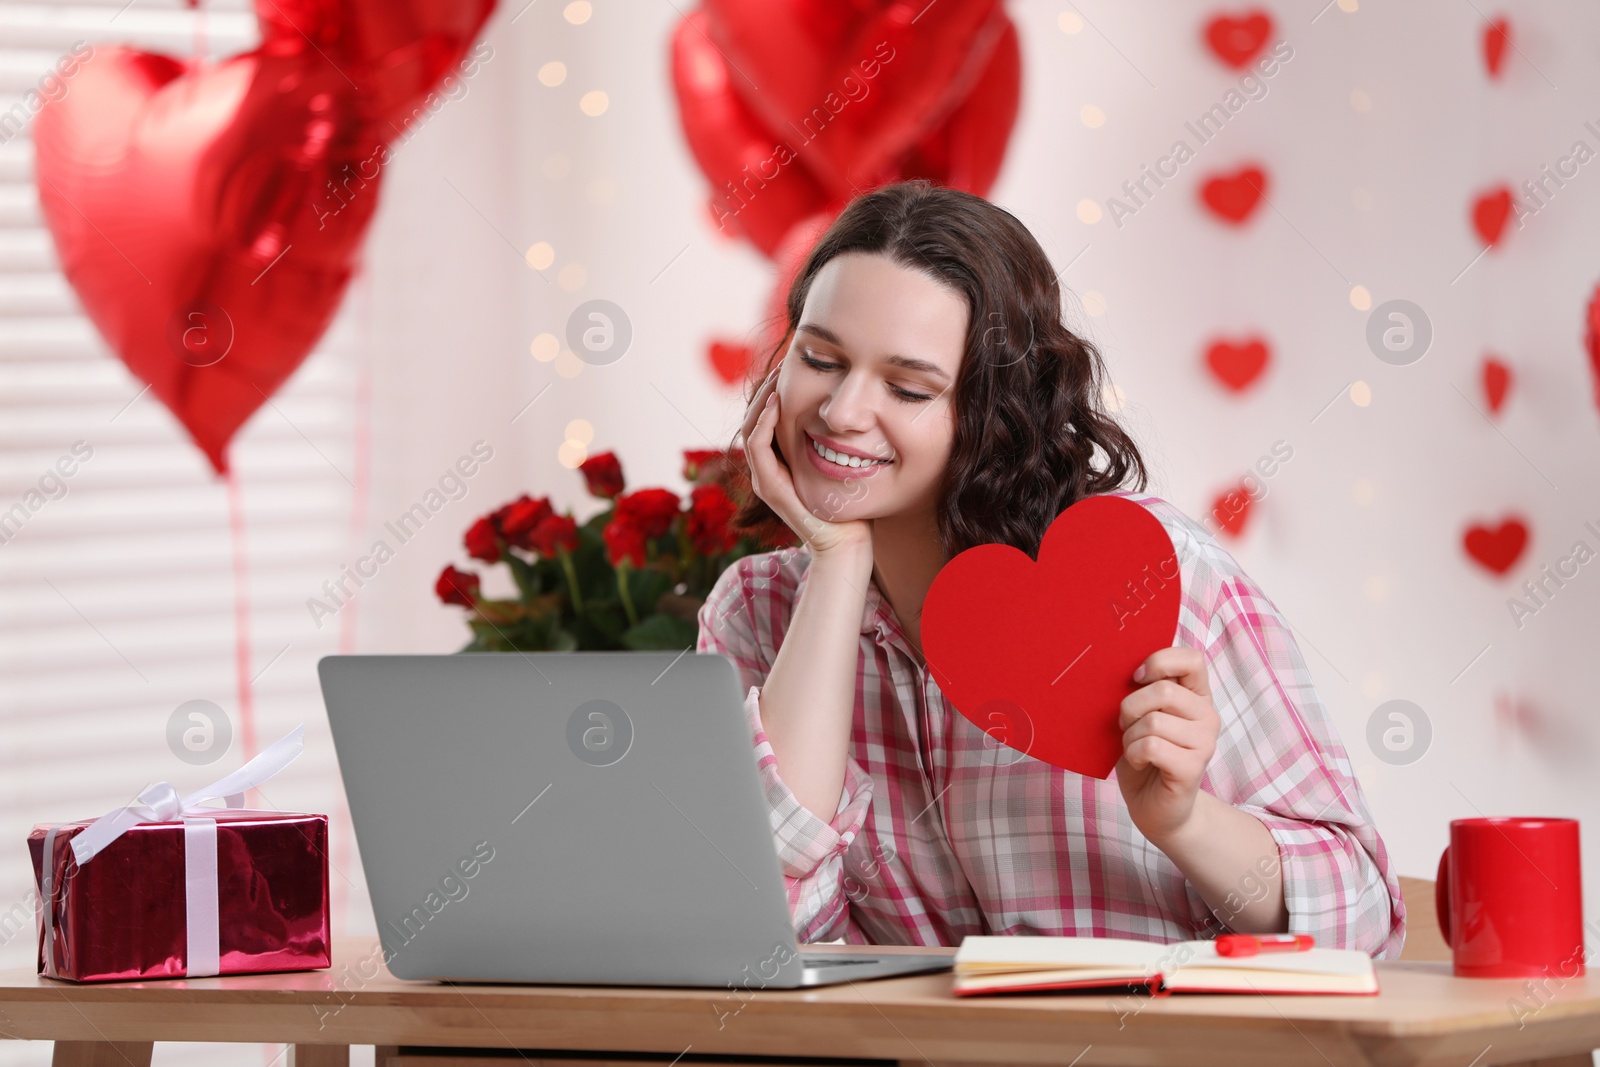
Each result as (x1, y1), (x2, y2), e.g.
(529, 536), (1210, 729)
(799, 349), (933, 402)
(798, 352), (838, 372)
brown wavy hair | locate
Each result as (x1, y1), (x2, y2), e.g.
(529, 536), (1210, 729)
(729, 179), (1148, 560)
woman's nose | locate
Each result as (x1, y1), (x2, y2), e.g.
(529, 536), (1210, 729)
(820, 372), (875, 431)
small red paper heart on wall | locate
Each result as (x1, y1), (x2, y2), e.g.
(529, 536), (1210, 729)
(1483, 17), (1511, 78)
(1584, 282), (1600, 416)
(1209, 482), (1255, 538)
(1481, 355), (1512, 414)
(1205, 337), (1270, 392)
(1463, 516), (1528, 575)
(1472, 187), (1515, 247)
(922, 495), (1180, 780)
(707, 340), (753, 385)
(1203, 10), (1274, 68)
(1200, 165), (1268, 224)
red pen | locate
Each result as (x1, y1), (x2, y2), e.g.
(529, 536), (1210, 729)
(1215, 933), (1315, 957)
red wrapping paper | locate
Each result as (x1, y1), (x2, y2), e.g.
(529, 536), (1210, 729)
(28, 810), (330, 982)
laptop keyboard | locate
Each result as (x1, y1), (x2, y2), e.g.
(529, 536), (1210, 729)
(801, 956), (879, 967)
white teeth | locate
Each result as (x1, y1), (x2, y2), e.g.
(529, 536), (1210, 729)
(811, 436), (889, 468)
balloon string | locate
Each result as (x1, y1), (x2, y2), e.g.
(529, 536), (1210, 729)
(191, 0), (206, 66)
(227, 467), (257, 763)
(338, 310), (374, 655)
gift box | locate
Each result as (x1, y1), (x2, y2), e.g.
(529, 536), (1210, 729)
(28, 726), (331, 982)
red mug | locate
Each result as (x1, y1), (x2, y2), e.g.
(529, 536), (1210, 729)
(1435, 817), (1585, 978)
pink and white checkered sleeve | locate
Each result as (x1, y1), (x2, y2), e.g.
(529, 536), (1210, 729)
(1200, 573), (1407, 960)
(697, 554), (875, 942)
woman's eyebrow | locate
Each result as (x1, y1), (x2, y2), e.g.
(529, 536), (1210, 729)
(796, 322), (951, 382)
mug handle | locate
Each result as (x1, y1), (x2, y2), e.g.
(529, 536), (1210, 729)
(1435, 846), (1453, 947)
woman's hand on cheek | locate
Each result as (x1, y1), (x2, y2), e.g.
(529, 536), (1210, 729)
(739, 370), (871, 559)
(1114, 645), (1221, 846)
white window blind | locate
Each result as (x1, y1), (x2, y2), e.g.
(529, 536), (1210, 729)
(0, 2), (371, 1063)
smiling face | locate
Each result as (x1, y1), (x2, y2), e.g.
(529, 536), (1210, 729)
(775, 251), (968, 524)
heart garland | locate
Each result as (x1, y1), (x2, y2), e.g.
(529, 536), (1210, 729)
(1199, 165), (1268, 224)
(1585, 282), (1600, 416)
(1483, 16), (1511, 79)
(1482, 354), (1512, 415)
(1471, 186), (1515, 248)
(33, 0), (495, 472)
(1203, 10), (1274, 68)
(1463, 517), (1529, 575)
(1204, 337), (1271, 393)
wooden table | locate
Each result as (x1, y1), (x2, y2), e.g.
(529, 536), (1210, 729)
(2, 938), (1597, 1067)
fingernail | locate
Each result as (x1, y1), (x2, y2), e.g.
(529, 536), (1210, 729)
(1133, 664), (1146, 682)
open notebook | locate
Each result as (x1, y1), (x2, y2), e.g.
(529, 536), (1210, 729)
(953, 935), (1379, 996)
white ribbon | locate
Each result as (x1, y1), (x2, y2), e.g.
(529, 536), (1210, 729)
(48, 725), (306, 978)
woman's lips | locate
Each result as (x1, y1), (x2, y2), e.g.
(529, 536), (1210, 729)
(801, 431), (892, 481)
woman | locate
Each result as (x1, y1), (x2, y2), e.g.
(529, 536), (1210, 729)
(695, 180), (1405, 958)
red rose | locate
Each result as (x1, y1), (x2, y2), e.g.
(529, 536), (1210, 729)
(529, 513), (579, 556)
(686, 484), (738, 555)
(499, 495), (554, 550)
(579, 452), (625, 498)
(682, 449), (724, 483)
(602, 519), (647, 567)
(435, 565), (481, 607)
(463, 516), (500, 562)
(615, 488), (682, 539)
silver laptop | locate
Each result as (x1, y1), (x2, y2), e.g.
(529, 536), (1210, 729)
(318, 652), (953, 988)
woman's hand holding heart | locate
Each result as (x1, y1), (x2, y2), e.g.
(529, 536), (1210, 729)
(1115, 645), (1221, 846)
(1115, 644), (1290, 933)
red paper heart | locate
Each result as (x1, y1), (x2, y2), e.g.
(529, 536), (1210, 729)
(33, 2), (494, 473)
(707, 340), (754, 385)
(1209, 482), (1254, 538)
(1586, 283), (1600, 416)
(922, 495), (1180, 780)
(1200, 165), (1268, 224)
(1463, 517), (1528, 575)
(1205, 337), (1270, 392)
(1472, 186), (1514, 247)
(1483, 17), (1511, 78)
(1203, 10), (1274, 68)
(1482, 355), (1512, 414)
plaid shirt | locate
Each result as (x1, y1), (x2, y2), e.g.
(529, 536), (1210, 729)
(696, 491), (1406, 959)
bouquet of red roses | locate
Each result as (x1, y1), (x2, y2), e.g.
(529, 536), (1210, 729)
(434, 448), (792, 651)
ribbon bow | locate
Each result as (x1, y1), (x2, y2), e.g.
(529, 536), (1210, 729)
(70, 724), (306, 865)
(39, 724), (307, 979)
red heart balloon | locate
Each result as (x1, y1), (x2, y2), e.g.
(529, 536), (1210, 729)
(33, 49), (387, 473)
(670, 9), (837, 260)
(1463, 517), (1529, 575)
(670, 0), (1020, 261)
(258, 0), (495, 135)
(922, 495), (1180, 780)
(705, 0), (1007, 198)
(1203, 10), (1274, 69)
(1483, 17), (1511, 78)
(1200, 165), (1268, 224)
(33, 2), (494, 473)
(1472, 186), (1514, 247)
(1205, 337), (1270, 392)
(1482, 354), (1512, 414)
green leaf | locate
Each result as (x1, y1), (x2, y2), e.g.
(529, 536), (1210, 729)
(622, 613), (699, 651)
